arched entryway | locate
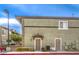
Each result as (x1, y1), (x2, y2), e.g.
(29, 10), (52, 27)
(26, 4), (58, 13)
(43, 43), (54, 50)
(32, 33), (44, 51)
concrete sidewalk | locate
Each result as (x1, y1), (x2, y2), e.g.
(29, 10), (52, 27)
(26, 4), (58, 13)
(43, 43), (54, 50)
(0, 51), (79, 55)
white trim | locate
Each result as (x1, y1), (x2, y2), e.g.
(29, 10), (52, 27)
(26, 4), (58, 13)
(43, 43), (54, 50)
(34, 38), (42, 51)
(58, 20), (68, 30)
(54, 38), (62, 51)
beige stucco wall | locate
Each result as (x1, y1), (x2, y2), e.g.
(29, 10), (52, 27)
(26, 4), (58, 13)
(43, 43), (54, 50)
(23, 19), (58, 26)
(22, 18), (79, 51)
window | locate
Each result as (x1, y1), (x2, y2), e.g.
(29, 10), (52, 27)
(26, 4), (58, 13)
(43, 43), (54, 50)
(58, 20), (68, 30)
(0, 30), (4, 34)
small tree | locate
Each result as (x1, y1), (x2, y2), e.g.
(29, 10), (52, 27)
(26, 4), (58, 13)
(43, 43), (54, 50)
(11, 32), (22, 45)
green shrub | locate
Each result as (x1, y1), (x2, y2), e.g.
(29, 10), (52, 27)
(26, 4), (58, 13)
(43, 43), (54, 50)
(16, 47), (34, 51)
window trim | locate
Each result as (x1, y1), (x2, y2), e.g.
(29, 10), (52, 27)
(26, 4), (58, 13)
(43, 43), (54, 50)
(58, 20), (68, 30)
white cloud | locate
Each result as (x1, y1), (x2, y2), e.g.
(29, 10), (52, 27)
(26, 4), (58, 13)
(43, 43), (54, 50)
(0, 18), (21, 26)
(0, 11), (7, 16)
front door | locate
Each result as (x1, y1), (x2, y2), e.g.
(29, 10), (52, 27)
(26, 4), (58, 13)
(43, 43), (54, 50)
(34, 38), (42, 51)
(55, 38), (62, 51)
(36, 39), (40, 51)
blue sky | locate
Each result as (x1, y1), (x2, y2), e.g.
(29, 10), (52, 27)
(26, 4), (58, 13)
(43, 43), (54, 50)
(0, 4), (79, 33)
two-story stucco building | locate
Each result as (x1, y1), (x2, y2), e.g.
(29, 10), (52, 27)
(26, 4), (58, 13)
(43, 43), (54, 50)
(0, 26), (15, 46)
(16, 16), (79, 51)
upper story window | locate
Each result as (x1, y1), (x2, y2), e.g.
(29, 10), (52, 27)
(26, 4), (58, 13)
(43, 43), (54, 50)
(0, 29), (7, 35)
(0, 30), (4, 34)
(58, 20), (68, 30)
